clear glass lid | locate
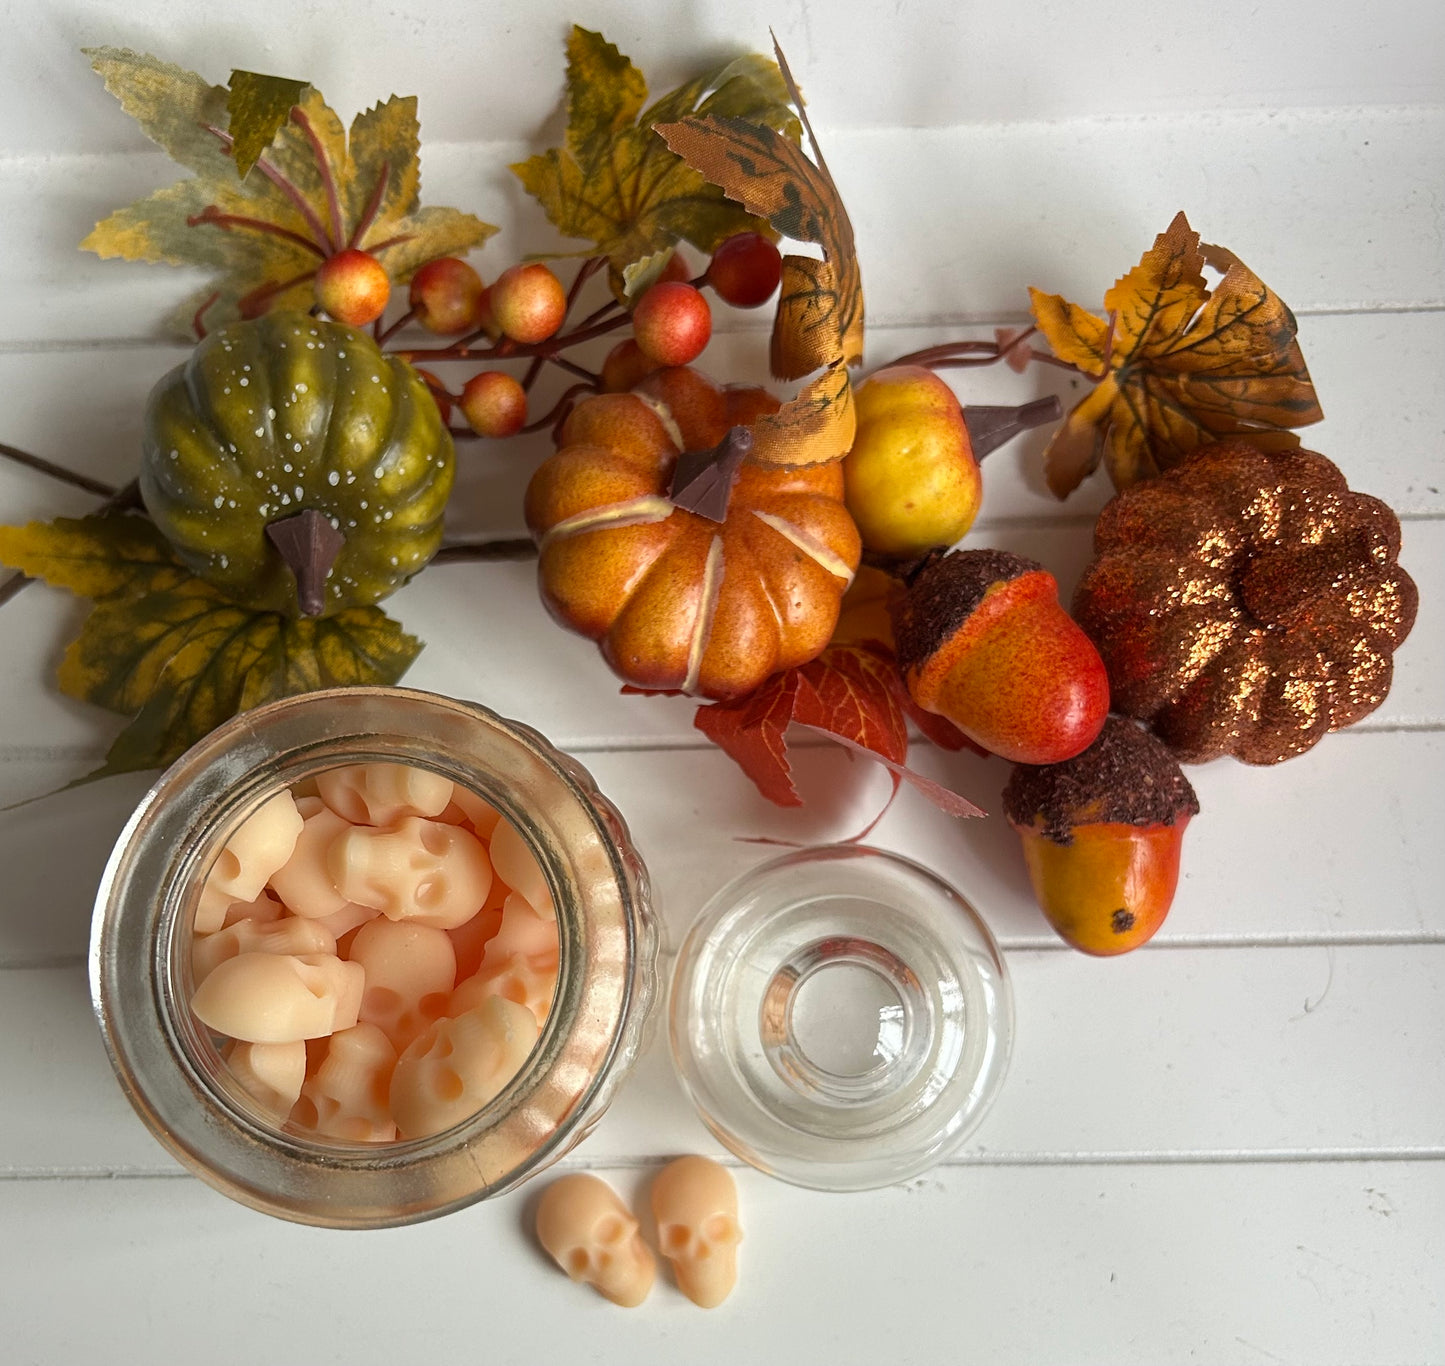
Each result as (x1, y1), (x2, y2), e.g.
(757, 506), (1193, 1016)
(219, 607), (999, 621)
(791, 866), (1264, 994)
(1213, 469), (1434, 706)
(668, 845), (1012, 1192)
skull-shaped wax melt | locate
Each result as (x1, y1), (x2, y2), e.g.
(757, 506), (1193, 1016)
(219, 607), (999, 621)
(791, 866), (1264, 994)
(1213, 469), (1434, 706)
(221, 891), (285, 929)
(651, 1156), (742, 1308)
(291, 1022), (398, 1143)
(268, 802), (353, 920)
(223, 1039), (306, 1119)
(191, 913), (336, 986)
(448, 897), (505, 979)
(315, 762), (454, 827)
(536, 1173), (656, 1308)
(450, 893), (559, 1025)
(329, 817), (492, 930)
(437, 785), (502, 839)
(310, 900), (383, 941)
(389, 996), (539, 1139)
(195, 791), (305, 933)
(191, 952), (363, 1043)
(488, 818), (552, 913)
(349, 918), (457, 1051)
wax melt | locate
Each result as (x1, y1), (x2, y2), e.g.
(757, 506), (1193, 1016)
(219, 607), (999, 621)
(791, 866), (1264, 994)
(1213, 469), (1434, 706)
(187, 761), (559, 1138)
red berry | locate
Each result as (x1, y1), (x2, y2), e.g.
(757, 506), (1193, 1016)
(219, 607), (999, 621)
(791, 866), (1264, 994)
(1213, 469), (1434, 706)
(489, 264), (567, 344)
(707, 232), (783, 308)
(600, 339), (661, 393)
(632, 282), (712, 368)
(409, 258), (486, 335)
(314, 249), (390, 327)
(460, 371), (528, 438)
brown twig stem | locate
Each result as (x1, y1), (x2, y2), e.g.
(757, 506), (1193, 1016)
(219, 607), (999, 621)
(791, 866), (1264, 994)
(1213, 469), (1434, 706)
(519, 382), (594, 435)
(546, 355), (600, 384)
(0, 443), (118, 498)
(431, 537), (538, 564)
(376, 307), (417, 345)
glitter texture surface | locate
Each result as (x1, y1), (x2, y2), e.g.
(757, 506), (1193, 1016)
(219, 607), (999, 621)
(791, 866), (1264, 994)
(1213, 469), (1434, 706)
(1073, 439), (1418, 765)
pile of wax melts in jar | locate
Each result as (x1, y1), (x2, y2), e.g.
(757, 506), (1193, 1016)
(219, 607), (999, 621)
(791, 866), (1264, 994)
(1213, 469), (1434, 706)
(186, 762), (557, 1143)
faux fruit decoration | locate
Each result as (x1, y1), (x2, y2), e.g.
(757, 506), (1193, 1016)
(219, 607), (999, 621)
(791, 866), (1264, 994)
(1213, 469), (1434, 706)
(891, 549), (1110, 764)
(525, 369), (861, 698)
(843, 366), (982, 558)
(1003, 718), (1199, 955)
(142, 313), (454, 617)
(1073, 438), (1419, 765)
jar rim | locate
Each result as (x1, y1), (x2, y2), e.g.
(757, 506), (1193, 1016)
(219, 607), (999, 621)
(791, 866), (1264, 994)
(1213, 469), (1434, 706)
(91, 686), (656, 1227)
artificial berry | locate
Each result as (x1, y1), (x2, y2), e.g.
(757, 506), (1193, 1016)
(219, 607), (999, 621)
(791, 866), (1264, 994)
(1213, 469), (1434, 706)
(600, 339), (661, 393)
(632, 282), (712, 367)
(707, 232), (782, 308)
(409, 258), (486, 335)
(313, 249), (390, 327)
(460, 371), (528, 438)
(489, 263), (567, 344)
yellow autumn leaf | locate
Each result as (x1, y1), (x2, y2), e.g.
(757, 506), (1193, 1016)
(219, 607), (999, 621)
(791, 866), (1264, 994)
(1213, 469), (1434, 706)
(1030, 210), (1324, 497)
(81, 48), (495, 336)
(512, 26), (799, 298)
(656, 41), (865, 467)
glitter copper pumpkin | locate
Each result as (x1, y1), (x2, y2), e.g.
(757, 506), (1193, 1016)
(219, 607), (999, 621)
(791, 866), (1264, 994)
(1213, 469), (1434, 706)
(1073, 439), (1418, 765)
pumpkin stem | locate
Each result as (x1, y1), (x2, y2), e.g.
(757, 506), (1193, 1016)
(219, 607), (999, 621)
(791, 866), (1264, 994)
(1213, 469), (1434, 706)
(963, 396), (1064, 460)
(266, 509), (345, 618)
(668, 425), (753, 524)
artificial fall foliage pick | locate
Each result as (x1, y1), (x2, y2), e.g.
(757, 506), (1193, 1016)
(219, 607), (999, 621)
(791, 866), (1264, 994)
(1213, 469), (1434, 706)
(81, 48), (495, 335)
(512, 27), (800, 301)
(1029, 210), (1324, 498)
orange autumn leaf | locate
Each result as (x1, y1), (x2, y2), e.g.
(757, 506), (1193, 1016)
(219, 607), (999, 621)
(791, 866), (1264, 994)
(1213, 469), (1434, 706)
(1029, 211), (1324, 498)
(694, 643), (983, 816)
(657, 40), (863, 468)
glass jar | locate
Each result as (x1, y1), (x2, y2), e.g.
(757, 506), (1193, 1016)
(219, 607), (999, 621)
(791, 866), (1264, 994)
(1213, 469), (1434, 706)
(90, 686), (658, 1228)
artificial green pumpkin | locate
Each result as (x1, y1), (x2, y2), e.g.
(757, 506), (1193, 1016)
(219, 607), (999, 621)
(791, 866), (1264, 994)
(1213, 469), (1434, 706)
(141, 312), (454, 617)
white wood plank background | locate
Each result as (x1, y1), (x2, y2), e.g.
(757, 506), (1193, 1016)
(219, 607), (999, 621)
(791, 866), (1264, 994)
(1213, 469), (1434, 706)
(0, 3), (1441, 1362)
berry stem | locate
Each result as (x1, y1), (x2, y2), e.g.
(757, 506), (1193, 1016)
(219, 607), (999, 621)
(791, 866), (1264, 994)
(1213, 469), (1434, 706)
(202, 124), (334, 257)
(547, 355), (600, 384)
(519, 382), (594, 434)
(290, 107), (344, 253)
(349, 160), (390, 249)
(519, 356), (546, 393)
(396, 308), (631, 364)
(0, 442), (118, 498)
(375, 307), (417, 345)
(237, 269), (321, 319)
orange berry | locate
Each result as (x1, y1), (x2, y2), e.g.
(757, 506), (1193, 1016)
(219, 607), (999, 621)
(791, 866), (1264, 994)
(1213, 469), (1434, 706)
(314, 249), (390, 327)
(632, 282), (712, 367)
(460, 371), (528, 438)
(489, 264), (567, 344)
(409, 258), (486, 335)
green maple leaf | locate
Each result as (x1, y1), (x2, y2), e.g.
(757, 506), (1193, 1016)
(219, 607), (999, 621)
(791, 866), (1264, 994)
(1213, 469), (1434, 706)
(81, 48), (496, 337)
(0, 514), (421, 780)
(512, 26), (801, 298)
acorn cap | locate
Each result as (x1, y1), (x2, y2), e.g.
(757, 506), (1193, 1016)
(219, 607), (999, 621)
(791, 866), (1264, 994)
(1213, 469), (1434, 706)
(1002, 716), (1200, 844)
(892, 549), (1041, 679)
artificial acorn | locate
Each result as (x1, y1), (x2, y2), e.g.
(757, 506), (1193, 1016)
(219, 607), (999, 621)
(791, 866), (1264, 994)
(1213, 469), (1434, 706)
(891, 548), (1109, 763)
(141, 312), (454, 617)
(1002, 717), (1199, 955)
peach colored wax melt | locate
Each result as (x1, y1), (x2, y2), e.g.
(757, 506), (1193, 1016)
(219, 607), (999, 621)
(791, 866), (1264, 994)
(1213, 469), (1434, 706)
(188, 762), (558, 1141)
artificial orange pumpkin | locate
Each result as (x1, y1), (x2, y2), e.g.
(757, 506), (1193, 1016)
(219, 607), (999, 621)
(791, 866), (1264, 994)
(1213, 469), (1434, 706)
(1073, 438), (1418, 764)
(524, 367), (861, 699)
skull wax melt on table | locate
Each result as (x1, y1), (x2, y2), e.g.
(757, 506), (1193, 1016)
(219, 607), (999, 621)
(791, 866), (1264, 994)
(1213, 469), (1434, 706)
(91, 687), (657, 1227)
